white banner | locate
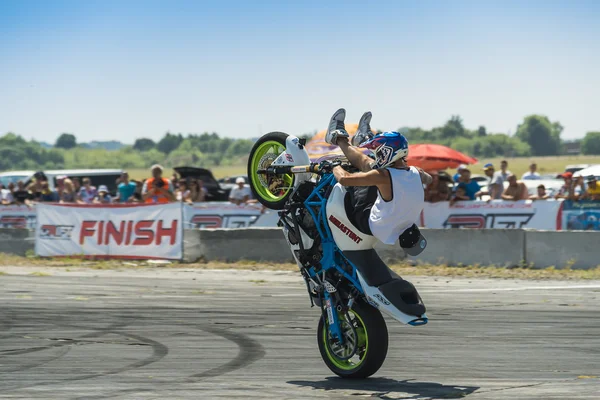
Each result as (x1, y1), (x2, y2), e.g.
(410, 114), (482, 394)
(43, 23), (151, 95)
(422, 200), (561, 230)
(0, 206), (36, 229)
(35, 203), (183, 259)
(183, 202), (279, 229)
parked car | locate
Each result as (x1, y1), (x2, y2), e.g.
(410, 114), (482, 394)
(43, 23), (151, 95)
(174, 166), (229, 201)
(0, 169), (123, 195)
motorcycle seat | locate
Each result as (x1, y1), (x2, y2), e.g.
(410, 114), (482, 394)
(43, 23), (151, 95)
(343, 249), (426, 317)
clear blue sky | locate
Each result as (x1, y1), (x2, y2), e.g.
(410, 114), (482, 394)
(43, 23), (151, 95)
(1, 0), (598, 143)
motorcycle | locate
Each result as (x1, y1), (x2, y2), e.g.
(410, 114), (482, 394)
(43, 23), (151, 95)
(247, 131), (427, 378)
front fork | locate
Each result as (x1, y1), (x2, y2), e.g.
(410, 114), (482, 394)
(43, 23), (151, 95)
(323, 291), (344, 343)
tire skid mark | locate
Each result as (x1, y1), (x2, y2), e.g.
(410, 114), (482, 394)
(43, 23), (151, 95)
(74, 323), (266, 400)
(186, 324), (265, 381)
(0, 346), (71, 374)
(1, 330), (168, 392)
(0, 318), (135, 377)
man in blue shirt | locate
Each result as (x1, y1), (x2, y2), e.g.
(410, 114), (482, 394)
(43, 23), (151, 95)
(116, 172), (137, 203)
(456, 168), (482, 200)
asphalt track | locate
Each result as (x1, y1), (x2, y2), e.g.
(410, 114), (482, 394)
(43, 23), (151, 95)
(0, 266), (599, 399)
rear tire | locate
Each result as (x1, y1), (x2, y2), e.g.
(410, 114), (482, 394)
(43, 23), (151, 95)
(317, 301), (388, 379)
(247, 131), (295, 210)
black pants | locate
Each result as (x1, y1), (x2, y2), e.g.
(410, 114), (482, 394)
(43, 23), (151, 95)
(344, 186), (378, 236)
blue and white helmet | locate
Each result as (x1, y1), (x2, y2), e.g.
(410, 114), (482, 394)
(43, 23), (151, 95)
(359, 131), (409, 169)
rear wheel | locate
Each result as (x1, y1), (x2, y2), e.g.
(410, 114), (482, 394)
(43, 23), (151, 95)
(247, 131), (295, 210)
(317, 301), (388, 379)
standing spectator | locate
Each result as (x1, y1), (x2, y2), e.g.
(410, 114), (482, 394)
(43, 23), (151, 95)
(116, 171), (137, 203)
(142, 164), (176, 204)
(176, 180), (192, 203)
(530, 184), (550, 200)
(522, 163), (541, 180)
(0, 183), (14, 205)
(72, 177), (82, 193)
(190, 179), (208, 202)
(502, 175), (529, 201)
(480, 163), (503, 200)
(229, 177), (251, 205)
(13, 180), (32, 205)
(453, 164), (467, 183)
(39, 181), (59, 202)
(455, 168), (482, 200)
(60, 179), (77, 203)
(491, 160), (511, 192)
(93, 185), (113, 204)
(424, 171), (450, 203)
(581, 176), (600, 200)
(78, 178), (98, 204)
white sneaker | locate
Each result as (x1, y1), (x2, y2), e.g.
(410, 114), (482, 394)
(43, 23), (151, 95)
(325, 108), (349, 145)
(352, 111), (373, 146)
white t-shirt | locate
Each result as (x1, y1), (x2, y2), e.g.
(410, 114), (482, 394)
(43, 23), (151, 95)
(522, 171), (541, 180)
(229, 185), (252, 201)
(369, 167), (424, 245)
(1, 189), (14, 203)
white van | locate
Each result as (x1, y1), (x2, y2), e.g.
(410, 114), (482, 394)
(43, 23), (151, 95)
(0, 169), (124, 194)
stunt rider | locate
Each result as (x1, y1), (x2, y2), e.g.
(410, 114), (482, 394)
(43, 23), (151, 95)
(325, 108), (432, 255)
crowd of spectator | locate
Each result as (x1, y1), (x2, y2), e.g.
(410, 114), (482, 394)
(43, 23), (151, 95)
(425, 160), (600, 204)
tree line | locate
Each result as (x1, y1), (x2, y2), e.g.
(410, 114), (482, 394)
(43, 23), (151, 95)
(1, 114), (599, 171)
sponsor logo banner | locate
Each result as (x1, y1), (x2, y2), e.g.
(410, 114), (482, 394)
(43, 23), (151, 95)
(35, 203), (183, 259)
(560, 200), (600, 231)
(422, 200), (561, 230)
(0, 206), (36, 229)
(183, 203), (279, 229)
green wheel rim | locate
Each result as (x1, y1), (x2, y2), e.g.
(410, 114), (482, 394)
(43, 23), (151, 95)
(250, 140), (293, 202)
(322, 310), (369, 371)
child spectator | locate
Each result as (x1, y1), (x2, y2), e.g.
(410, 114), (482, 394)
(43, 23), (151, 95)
(93, 185), (113, 204)
(78, 178), (98, 204)
(456, 168), (482, 200)
(116, 172), (137, 203)
(450, 186), (469, 206)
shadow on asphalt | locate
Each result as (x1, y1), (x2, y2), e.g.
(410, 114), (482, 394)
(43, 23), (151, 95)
(288, 377), (479, 399)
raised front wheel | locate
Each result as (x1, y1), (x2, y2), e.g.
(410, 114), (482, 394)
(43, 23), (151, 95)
(247, 131), (295, 210)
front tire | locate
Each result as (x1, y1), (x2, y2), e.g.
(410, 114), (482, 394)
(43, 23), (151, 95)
(247, 131), (295, 210)
(317, 301), (388, 379)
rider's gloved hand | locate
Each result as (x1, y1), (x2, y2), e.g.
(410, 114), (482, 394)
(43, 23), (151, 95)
(325, 129), (349, 146)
